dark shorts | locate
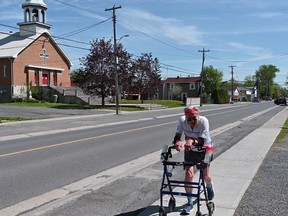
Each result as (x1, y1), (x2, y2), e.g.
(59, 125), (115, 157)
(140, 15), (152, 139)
(184, 150), (213, 168)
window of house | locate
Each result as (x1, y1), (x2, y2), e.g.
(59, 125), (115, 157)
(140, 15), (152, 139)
(3, 65), (6, 77)
(190, 83), (195, 90)
(170, 83), (175, 89)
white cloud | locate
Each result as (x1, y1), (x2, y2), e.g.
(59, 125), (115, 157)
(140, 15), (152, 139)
(121, 8), (203, 45)
(227, 42), (274, 62)
(249, 12), (287, 18)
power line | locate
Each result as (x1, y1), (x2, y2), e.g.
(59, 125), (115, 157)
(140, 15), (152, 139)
(52, 0), (109, 18)
(122, 8), (201, 49)
(206, 53), (288, 63)
(121, 19), (196, 56)
(0, 24), (93, 50)
(160, 63), (199, 75)
(56, 18), (112, 38)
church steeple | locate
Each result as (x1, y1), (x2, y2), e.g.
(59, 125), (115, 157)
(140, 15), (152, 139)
(18, 0), (52, 37)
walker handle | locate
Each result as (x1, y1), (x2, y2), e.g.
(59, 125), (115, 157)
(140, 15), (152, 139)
(161, 144), (175, 161)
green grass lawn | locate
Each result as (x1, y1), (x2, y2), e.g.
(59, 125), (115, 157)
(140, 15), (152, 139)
(0, 117), (32, 123)
(0, 100), (185, 123)
(276, 119), (288, 141)
(2, 101), (92, 109)
(120, 100), (185, 108)
(1, 99), (185, 109)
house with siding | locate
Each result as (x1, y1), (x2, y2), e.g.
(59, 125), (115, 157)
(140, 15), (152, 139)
(159, 76), (202, 101)
(219, 86), (240, 102)
(220, 86), (255, 102)
(238, 86), (253, 101)
(0, 0), (72, 102)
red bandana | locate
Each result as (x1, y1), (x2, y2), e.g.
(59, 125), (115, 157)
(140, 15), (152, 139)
(185, 108), (199, 116)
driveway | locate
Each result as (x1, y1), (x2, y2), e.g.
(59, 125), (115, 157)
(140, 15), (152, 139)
(0, 105), (113, 119)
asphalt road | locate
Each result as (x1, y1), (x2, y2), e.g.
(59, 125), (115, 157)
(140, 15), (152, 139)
(0, 103), (287, 216)
(29, 104), (287, 216)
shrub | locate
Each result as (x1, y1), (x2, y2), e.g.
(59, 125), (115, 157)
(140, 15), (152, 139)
(212, 89), (230, 104)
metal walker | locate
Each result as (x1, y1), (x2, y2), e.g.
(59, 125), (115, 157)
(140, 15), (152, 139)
(159, 145), (215, 216)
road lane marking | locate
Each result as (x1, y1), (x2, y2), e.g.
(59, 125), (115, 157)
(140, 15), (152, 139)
(0, 105), (278, 216)
(0, 150), (163, 216)
(0, 121), (175, 158)
(0, 106), (277, 158)
(0, 103), (257, 143)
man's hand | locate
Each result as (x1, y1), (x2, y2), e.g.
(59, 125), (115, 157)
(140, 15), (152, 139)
(175, 141), (183, 151)
(184, 139), (195, 151)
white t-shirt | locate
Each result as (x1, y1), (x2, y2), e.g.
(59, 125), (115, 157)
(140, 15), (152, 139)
(176, 115), (213, 150)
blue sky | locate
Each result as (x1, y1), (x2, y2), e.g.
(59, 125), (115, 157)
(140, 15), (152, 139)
(1, 0), (288, 86)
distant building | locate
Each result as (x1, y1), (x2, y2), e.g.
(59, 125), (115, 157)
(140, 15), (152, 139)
(159, 76), (202, 101)
(238, 86), (253, 102)
(219, 86), (240, 102)
(0, 0), (72, 102)
(219, 86), (254, 102)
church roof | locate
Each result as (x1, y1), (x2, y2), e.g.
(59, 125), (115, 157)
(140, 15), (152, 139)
(0, 30), (73, 66)
(0, 31), (39, 58)
(23, 0), (47, 8)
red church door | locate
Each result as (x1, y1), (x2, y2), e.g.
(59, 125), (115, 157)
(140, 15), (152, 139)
(42, 74), (48, 86)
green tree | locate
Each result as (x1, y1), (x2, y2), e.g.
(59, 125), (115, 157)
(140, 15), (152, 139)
(131, 53), (162, 102)
(115, 43), (133, 99)
(211, 89), (230, 104)
(243, 75), (256, 87)
(272, 83), (282, 98)
(202, 65), (223, 101)
(73, 38), (130, 106)
(70, 69), (79, 85)
(255, 64), (279, 98)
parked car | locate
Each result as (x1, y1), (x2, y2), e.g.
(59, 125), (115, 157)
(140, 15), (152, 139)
(274, 97), (287, 105)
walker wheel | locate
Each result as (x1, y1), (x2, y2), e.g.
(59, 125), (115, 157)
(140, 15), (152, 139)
(159, 206), (167, 216)
(168, 197), (176, 212)
(195, 211), (202, 216)
(207, 202), (215, 215)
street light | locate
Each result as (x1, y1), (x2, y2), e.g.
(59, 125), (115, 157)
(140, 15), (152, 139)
(114, 34), (129, 115)
(118, 34), (129, 42)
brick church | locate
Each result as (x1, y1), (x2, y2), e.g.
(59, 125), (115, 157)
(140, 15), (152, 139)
(0, 0), (72, 102)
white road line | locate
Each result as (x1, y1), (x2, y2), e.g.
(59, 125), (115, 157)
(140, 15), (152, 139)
(0, 106), (277, 216)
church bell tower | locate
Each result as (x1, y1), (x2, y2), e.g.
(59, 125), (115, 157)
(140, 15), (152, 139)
(18, 0), (52, 37)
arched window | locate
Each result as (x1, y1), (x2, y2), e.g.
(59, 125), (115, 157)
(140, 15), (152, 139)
(41, 10), (45, 23)
(25, 9), (30, 22)
(32, 9), (39, 22)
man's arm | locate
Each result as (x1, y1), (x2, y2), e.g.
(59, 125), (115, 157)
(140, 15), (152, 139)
(174, 132), (183, 151)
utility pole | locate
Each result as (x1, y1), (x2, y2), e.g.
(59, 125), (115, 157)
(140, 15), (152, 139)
(229, 65), (236, 103)
(105, 5), (122, 115)
(198, 48), (210, 106)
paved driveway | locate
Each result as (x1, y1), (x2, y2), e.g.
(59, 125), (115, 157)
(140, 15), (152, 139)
(0, 105), (113, 119)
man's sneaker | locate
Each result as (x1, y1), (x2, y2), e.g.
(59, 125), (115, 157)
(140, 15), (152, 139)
(182, 203), (193, 214)
(206, 182), (215, 200)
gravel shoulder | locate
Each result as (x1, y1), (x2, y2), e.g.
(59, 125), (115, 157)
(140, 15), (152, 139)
(234, 131), (288, 216)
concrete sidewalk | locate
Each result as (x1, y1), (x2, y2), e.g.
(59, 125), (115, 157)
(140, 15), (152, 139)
(139, 107), (287, 216)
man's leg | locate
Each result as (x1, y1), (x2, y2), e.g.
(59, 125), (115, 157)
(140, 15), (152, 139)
(182, 166), (194, 213)
(204, 167), (214, 200)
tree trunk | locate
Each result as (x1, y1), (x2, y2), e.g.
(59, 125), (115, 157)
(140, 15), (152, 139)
(101, 95), (105, 106)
